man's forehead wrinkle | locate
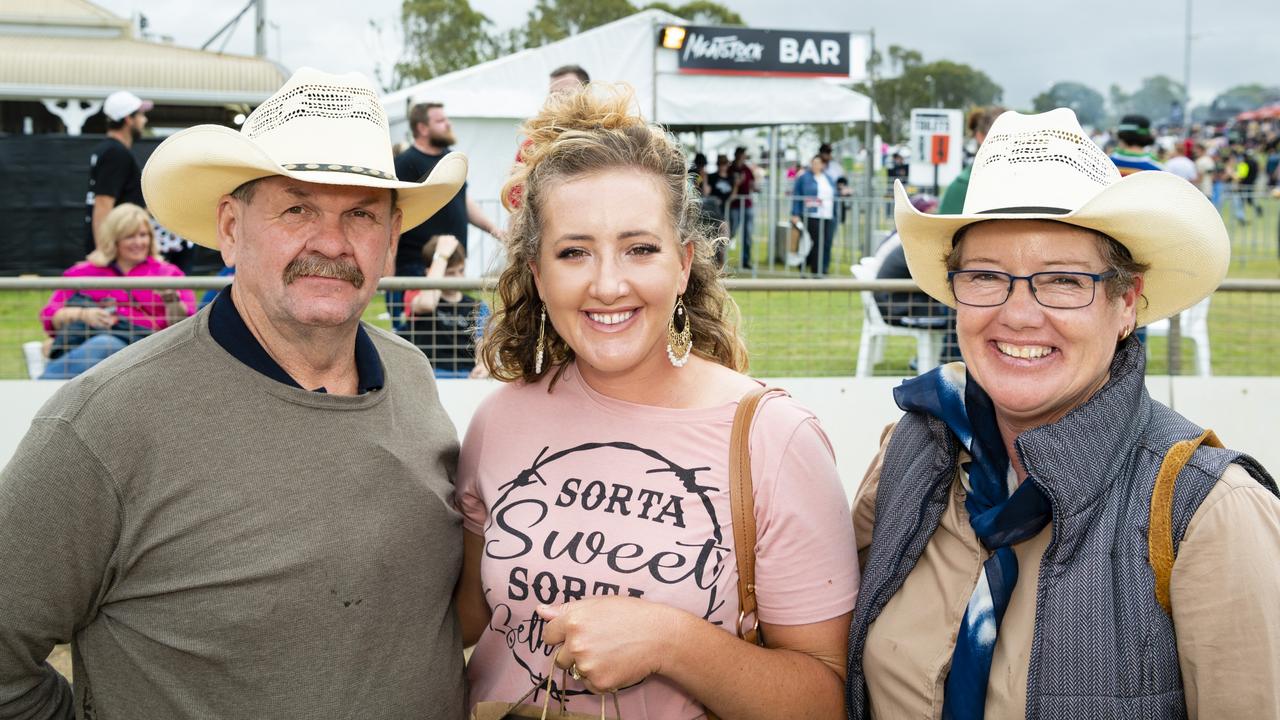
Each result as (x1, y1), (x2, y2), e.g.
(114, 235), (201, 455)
(275, 181), (387, 207)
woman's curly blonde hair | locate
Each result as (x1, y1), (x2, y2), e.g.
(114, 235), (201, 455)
(479, 84), (747, 384)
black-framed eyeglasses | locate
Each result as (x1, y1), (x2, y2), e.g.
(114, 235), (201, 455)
(947, 269), (1118, 309)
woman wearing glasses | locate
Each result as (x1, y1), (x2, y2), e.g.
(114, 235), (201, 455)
(846, 109), (1280, 719)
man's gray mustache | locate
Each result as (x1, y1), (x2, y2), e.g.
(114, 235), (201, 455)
(282, 255), (365, 289)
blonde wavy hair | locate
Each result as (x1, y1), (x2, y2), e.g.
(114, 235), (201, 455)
(479, 84), (747, 384)
(88, 203), (159, 267)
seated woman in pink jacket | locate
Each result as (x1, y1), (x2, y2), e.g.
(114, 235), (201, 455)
(39, 203), (194, 379)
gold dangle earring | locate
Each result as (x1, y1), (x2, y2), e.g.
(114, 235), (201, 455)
(534, 304), (547, 374)
(1119, 325), (1133, 341)
(667, 295), (693, 368)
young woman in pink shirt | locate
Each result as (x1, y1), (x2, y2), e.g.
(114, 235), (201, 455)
(455, 86), (859, 719)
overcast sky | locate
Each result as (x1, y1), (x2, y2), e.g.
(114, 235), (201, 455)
(95, 0), (1279, 108)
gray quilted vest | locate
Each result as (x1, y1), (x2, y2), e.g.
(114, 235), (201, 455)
(845, 338), (1277, 720)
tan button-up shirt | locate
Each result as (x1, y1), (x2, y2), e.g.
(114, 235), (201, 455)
(853, 428), (1280, 719)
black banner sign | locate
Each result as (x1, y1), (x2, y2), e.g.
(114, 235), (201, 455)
(669, 25), (851, 78)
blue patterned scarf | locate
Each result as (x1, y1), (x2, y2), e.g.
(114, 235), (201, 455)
(893, 363), (1053, 720)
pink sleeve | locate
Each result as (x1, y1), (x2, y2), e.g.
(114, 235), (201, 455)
(40, 265), (94, 334)
(138, 263), (195, 329)
(40, 288), (76, 335)
(455, 393), (494, 536)
(403, 290), (421, 317)
(751, 409), (859, 626)
(171, 263), (195, 319)
(179, 288), (196, 318)
(167, 265), (197, 320)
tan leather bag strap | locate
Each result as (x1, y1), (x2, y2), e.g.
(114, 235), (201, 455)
(1149, 428), (1223, 616)
(729, 386), (783, 647)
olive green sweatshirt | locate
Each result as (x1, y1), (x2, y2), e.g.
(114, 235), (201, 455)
(0, 308), (465, 719)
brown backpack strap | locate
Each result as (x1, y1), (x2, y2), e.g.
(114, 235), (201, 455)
(1149, 428), (1223, 616)
(729, 386), (783, 647)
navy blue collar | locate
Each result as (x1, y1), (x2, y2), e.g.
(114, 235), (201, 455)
(208, 285), (384, 394)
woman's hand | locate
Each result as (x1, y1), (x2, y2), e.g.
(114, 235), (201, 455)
(51, 306), (111, 330)
(535, 599), (850, 718)
(538, 597), (680, 694)
(434, 234), (461, 260)
(159, 289), (191, 325)
(81, 307), (116, 329)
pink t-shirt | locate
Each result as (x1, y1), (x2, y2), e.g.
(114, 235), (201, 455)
(457, 364), (859, 718)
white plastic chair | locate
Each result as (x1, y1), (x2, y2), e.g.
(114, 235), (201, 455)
(1146, 297), (1213, 376)
(852, 257), (946, 377)
(23, 340), (46, 380)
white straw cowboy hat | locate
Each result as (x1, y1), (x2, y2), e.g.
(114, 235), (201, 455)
(894, 107), (1229, 327)
(142, 67), (466, 249)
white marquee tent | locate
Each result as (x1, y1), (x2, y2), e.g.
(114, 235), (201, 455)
(381, 9), (878, 275)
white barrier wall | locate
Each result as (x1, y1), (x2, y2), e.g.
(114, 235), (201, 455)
(3, 377), (1277, 500)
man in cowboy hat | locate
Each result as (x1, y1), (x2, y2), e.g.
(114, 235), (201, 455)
(0, 69), (469, 718)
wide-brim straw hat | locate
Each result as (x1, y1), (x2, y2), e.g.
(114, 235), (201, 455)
(143, 67), (466, 249)
(894, 107), (1229, 327)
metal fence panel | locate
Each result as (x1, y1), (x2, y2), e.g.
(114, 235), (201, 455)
(2, 277), (1276, 381)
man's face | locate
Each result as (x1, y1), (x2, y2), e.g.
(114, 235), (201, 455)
(217, 177), (402, 334)
(422, 107), (455, 147)
(548, 73), (581, 95)
(127, 111), (148, 141)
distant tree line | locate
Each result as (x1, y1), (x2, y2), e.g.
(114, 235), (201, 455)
(853, 44), (1002, 144)
(381, 5), (1280, 142)
(387, 0), (741, 89)
(1034, 78), (1280, 131)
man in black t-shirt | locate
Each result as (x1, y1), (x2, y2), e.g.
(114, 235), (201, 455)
(390, 102), (503, 329)
(884, 152), (910, 216)
(393, 102), (503, 277)
(886, 152), (909, 185)
(706, 154), (733, 216)
(85, 91), (151, 253)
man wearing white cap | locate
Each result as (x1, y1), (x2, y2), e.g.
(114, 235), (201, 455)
(0, 69), (469, 718)
(84, 90), (153, 253)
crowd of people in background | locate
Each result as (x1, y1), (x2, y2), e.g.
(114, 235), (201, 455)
(1101, 112), (1280, 227)
(689, 140), (856, 275)
(880, 109), (1280, 271)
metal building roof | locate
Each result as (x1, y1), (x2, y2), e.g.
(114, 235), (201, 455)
(0, 0), (286, 105)
(0, 0), (125, 29)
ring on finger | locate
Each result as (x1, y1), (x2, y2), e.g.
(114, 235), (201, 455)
(570, 663), (583, 681)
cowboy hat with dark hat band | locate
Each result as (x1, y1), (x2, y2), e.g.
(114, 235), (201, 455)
(142, 67), (467, 250)
(893, 107), (1229, 328)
